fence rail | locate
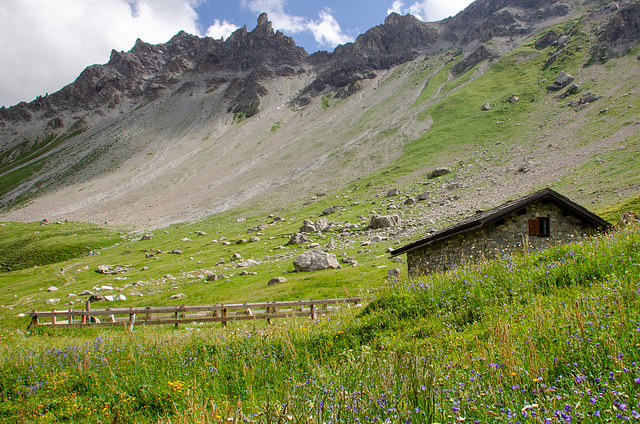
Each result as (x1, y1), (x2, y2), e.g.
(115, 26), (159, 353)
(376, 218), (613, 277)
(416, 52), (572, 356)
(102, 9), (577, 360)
(28, 298), (362, 331)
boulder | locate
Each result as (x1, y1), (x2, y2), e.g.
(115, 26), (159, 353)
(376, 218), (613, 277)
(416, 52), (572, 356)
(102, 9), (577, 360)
(249, 236), (260, 242)
(314, 217), (330, 232)
(287, 232), (309, 245)
(386, 188), (400, 197)
(231, 252), (242, 260)
(535, 30), (558, 49)
(300, 220), (316, 233)
(267, 277), (287, 286)
(116, 294), (126, 301)
(88, 294), (104, 303)
(404, 197), (416, 205)
(581, 92), (600, 103)
(480, 102), (492, 111)
(45, 298), (60, 305)
(387, 268), (402, 278)
(47, 286), (58, 292)
(369, 214), (402, 229)
(417, 192), (429, 201)
(140, 234), (153, 241)
(428, 168), (451, 178)
(104, 295), (114, 302)
(546, 71), (574, 91)
(321, 206), (335, 215)
(170, 293), (187, 300)
(293, 250), (340, 272)
(206, 273), (218, 281)
(170, 249), (183, 255)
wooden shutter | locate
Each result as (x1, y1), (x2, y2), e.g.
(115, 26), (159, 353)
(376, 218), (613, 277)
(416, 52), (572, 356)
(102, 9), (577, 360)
(529, 219), (540, 236)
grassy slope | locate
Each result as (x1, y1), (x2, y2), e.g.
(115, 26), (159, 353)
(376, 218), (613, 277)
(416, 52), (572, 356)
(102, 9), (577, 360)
(0, 224), (638, 423)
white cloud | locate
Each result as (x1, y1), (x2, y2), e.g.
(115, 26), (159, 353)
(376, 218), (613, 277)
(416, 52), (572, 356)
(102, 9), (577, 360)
(242, 0), (352, 48)
(386, 0), (474, 22)
(308, 9), (352, 46)
(205, 19), (239, 40)
(0, 0), (201, 108)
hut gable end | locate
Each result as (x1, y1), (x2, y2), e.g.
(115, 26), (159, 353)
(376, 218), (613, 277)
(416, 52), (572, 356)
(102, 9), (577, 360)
(390, 189), (611, 276)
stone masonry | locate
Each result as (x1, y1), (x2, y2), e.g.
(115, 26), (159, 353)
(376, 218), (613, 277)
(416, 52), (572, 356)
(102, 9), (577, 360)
(407, 201), (592, 276)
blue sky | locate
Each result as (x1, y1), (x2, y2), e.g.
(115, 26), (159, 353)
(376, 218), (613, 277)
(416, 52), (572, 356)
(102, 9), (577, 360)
(0, 0), (474, 108)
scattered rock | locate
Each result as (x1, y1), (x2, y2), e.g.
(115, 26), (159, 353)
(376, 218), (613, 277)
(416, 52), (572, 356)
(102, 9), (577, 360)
(404, 197), (416, 205)
(140, 234), (153, 241)
(45, 299), (60, 305)
(249, 236), (261, 242)
(170, 249), (183, 255)
(480, 102), (492, 111)
(115, 294), (126, 301)
(287, 232), (309, 245)
(507, 95), (519, 103)
(293, 250), (340, 272)
(79, 290), (92, 296)
(267, 276), (287, 286)
(370, 235), (385, 243)
(619, 211), (640, 227)
(181, 237), (191, 242)
(170, 293), (187, 300)
(96, 265), (128, 275)
(104, 295), (115, 302)
(196, 231), (207, 236)
(145, 253), (154, 258)
(386, 188), (400, 197)
(231, 253), (242, 260)
(428, 168), (451, 178)
(369, 214), (402, 229)
(100, 285), (113, 291)
(47, 286), (58, 292)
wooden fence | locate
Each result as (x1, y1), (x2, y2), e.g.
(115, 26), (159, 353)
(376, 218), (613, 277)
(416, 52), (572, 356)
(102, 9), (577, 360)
(28, 298), (362, 331)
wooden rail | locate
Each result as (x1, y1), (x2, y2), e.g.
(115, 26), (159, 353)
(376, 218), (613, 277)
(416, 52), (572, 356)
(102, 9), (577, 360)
(28, 298), (362, 331)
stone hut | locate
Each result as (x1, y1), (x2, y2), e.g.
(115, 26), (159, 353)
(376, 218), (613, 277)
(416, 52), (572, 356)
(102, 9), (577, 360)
(390, 188), (611, 276)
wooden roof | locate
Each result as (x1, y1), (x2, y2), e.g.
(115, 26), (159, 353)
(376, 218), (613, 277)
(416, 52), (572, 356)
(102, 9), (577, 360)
(390, 188), (611, 257)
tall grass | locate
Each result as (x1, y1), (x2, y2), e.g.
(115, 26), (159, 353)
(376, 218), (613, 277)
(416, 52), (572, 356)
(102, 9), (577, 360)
(1, 225), (639, 423)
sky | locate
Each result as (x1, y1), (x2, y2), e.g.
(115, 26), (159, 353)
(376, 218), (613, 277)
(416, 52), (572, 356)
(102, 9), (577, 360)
(0, 0), (475, 108)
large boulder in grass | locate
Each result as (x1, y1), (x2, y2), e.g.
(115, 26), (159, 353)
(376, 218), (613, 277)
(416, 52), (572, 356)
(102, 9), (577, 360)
(293, 250), (340, 272)
(369, 214), (402, 229)
(287, 232), (309, 245)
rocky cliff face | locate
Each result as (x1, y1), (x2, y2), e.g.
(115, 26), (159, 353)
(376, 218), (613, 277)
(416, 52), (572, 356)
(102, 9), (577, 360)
(0, 0), (589, 133)
(1, 0), (639, 225)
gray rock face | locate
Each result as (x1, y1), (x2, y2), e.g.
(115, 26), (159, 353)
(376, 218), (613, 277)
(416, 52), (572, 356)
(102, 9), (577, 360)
(287, 232), (309, 245)
(293, 250), (340, 272)
(369, 214), (402, 229)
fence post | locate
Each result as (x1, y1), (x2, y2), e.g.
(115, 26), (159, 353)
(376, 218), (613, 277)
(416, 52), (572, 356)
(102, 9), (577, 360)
(28, 311), (39, 329)
(310, 302), (317, 320)
(222, 308), (227, 327)
(52, 310), (57, 326)
(146, 306), (151, 323)
(84, 301), (91, 324)
(128, 308), (136, 332)
(174, 305), (179, 329)
(68, 308), (73, 325)
(107, 307), (115, 323)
